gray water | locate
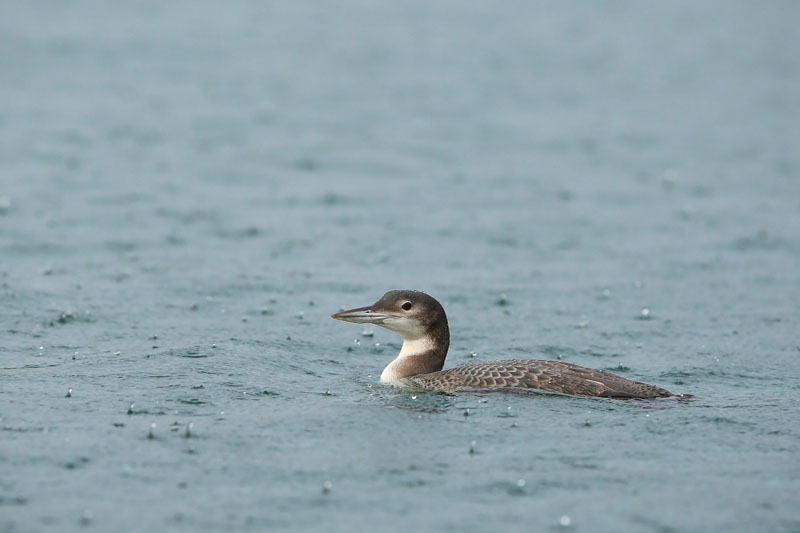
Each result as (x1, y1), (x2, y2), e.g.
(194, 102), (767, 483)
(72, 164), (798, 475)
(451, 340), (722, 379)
(1, 1), (799, 531)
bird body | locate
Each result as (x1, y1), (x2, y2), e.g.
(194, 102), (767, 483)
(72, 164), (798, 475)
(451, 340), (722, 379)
(332, 290), (680, 399)
(405, 359), (673, 398)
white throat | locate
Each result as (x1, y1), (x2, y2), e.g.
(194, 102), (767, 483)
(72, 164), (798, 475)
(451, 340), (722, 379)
(380, 337), (435, 385)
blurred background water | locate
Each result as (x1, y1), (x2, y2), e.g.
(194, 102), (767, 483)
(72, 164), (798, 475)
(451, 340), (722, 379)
(1, 1), (799, 531)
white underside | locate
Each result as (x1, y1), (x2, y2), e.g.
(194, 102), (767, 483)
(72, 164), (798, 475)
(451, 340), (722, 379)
(380, 337), (434, 385)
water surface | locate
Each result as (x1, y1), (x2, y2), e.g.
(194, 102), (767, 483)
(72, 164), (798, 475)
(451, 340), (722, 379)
(1, 1), (799, 531)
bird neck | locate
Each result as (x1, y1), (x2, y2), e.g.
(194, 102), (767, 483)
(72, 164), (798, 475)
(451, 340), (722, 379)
(380, 322), (450, 383)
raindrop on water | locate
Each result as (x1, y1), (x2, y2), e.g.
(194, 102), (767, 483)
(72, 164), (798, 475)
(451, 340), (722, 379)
(662, 168), (679, 190)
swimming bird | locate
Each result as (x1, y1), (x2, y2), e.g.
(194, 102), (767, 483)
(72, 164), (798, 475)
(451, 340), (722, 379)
(332, 290), (679, 399)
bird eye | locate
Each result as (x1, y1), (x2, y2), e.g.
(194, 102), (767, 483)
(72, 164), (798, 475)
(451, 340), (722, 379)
(401, 301), (413, 311)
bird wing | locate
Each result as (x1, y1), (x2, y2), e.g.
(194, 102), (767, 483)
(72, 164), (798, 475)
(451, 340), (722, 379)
(408, 359), (672, 398)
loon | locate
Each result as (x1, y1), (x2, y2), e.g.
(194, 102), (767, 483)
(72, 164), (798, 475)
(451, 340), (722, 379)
(332, 290), (681, 399)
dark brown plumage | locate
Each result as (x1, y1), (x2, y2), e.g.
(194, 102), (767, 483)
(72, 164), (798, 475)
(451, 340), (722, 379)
(406, 359), (673, 398)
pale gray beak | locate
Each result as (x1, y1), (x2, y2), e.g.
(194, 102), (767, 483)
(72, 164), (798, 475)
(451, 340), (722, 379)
(331, 305), (396, 324)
